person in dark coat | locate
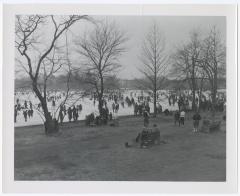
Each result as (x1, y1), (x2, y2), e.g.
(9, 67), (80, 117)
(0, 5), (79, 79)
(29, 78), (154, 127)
(115, 103), (119, 113)
(24, 100), (28, 109)
(29, 101), (32, 110)
(59, 110), (64, 124)
(164, 109), (170, 116)
(23, 110), (28, 122)
(174, 110), (180, 126)
(143, 110), (150, 127)
(134, 103), (138, 116)
(72, 106), (77, 121)
(27, 110), (31, 118)
(109, 112), (113, 121)
(68, 107), (72, 122)
(145, 104), (150, 113)
(14, 107), (17, 123)
(192, 111), (201, 132)
(79, 104), (82, 112)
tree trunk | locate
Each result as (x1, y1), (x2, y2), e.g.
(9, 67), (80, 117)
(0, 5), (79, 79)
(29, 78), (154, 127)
(32, 83), (59, 134)
(153, 89), (157, 117)
(198, 77), (204, 111)
(98, 93), (103, 117)
(98, 75), (104, 117)
(191, 77), (196, 112)
(211, 83), (217, 120)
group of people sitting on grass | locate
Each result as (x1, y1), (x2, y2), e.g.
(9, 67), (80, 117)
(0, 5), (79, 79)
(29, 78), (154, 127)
(85, 108), (118, 126)
(126, 109), (203, 149)
(125, 123), (161, 148)
(136, 124), (161, 148)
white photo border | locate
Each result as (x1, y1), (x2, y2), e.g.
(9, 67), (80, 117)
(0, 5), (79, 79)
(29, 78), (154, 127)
(2, 4), (238, 193)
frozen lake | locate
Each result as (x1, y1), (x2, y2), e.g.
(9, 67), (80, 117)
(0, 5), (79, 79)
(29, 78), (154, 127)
(14, 89), (217, 127)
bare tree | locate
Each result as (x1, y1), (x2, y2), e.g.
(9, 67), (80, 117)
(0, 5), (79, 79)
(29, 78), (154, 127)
(172, 31), (202, 111)
(200, 27), (226, 118)
(15, 15), (88, 134)
(138, 23), (168, 117)
(74, 21), (127, 117)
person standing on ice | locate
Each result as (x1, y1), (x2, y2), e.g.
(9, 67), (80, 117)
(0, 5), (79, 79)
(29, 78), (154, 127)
(29, 101), (32, 110)
(68, 107), (72, 122)
(75, 109), (79, 122)
(115, 103), (119, 113)
(79, 104), (82, 113)
(27, 110), (31, 118)
(24, 100), (28, 109)
(59, 110), (64, 124)
(167, 95), (171, 106)
(14, 107), (18, 123)
(52, 99), (55, 107)
(134, 103), (138, 116)
(112, 102), (115, 113)
(72, 106), (77, 121)
(23, 110), (28, 122)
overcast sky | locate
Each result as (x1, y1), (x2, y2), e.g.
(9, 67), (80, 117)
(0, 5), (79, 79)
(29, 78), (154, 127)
(93, 16), (226, 79)
(15, 15), (226, 80)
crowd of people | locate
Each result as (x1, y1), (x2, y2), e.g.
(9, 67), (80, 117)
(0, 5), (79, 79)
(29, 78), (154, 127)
(14, 89), (226, 129)
(14, 99), (34, 123)
(132, 90), (226, 148)
(14, 91), (85, 124)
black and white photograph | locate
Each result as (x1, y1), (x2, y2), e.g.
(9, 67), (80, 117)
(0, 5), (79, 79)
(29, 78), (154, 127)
(2, 3), (238, 194)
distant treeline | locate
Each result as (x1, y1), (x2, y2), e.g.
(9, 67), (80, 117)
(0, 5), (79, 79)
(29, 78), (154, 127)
(15, 75), (226, 91)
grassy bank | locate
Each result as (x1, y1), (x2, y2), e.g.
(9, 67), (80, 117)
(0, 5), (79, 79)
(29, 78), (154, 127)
(14, 112), (226, 181)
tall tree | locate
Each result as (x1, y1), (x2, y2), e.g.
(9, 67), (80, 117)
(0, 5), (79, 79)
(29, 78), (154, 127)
(138, 23), (168, 117)
(75, 21), (127, 117)
(15, 15), (88, 134)
(200, 27), (226, 118)
(172, 31), (202, 111)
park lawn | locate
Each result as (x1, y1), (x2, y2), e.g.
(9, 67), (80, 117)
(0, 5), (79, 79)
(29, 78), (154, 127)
(14, 113), (226, 181)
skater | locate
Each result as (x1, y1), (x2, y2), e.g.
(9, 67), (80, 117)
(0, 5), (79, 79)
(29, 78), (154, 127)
(109, 112), (113, 121)
(24, 100), (28, 109)
(27, 110), (31, 118)
(72, 106), (77, 121)
(14, 107), (17, 123)
(29, 101), (32, 110)
(112, 102), (115, 113)
(134, 103), (138, 116)
(23, 110), (28, 122)
(59, 110), (64, 124)
(68, 107), (72, 122)
(115, 103), (119, 113)
(52, 99), (55, 107)
(79, 104), (82, 113)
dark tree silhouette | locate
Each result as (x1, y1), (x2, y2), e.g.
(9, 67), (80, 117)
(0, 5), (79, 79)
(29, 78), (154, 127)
(15, 15), (88, 134)
(138, 23), (168, 117)
(75, 21), (127, 117)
